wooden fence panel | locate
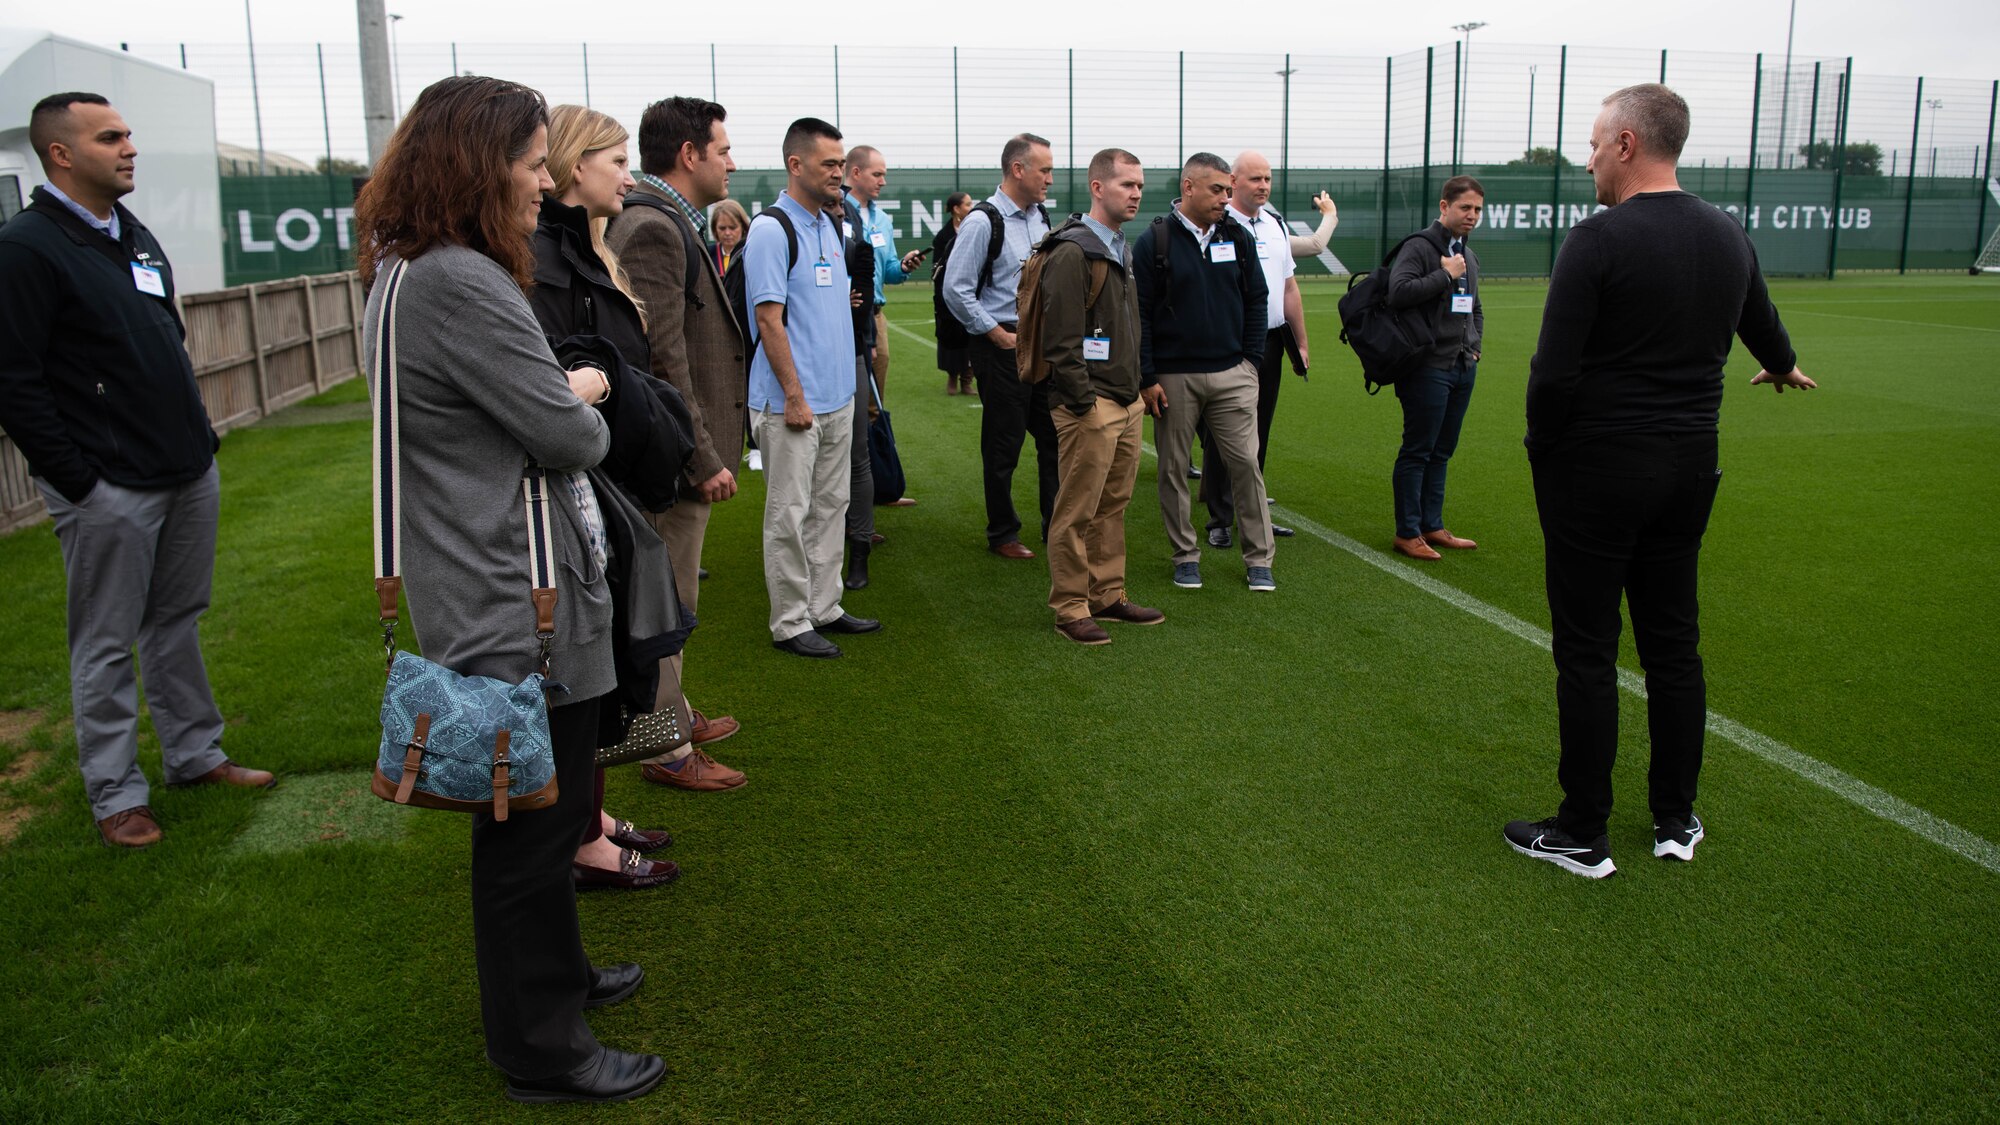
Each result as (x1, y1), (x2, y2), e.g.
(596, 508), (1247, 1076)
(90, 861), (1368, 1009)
(0, 269), (366, 534)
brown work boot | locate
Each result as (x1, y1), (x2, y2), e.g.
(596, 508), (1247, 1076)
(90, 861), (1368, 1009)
(641, 749), (746, 792)
(690, 709), (739, 747)
(1055, 619), (1113, 646)
(171, 759), (277, 789)
(1091, 599), (1166, 626)
(98, 806), (162, 848)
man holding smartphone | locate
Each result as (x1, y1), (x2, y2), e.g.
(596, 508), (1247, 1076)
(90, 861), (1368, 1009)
(844, 145), (927, 403)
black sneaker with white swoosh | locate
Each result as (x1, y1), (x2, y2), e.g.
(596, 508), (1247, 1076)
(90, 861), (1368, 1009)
(1503, 816), (1616, 879)
(1653, 815), (1705, 861)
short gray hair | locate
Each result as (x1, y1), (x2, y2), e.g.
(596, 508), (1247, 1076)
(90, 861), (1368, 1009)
(1181, 152), (1230, 180)
(1602, 83), (1690, 161)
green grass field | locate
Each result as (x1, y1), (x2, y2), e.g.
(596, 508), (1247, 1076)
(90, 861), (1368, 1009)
(1, 274), (1995, 1122)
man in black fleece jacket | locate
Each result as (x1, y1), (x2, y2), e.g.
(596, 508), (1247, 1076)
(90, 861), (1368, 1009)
(1134, 153), (1274, 593)
(1505, 84), (1815, 880)
(0, 94), (273, 849)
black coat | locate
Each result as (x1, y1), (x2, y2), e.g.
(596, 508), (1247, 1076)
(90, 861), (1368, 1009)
(0, 188), (217, 501)
(530, 197), (695, 512)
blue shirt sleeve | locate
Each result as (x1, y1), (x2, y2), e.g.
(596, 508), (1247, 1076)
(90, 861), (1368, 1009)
(941, 211), (995, 337)
(745, 212), (792, 311)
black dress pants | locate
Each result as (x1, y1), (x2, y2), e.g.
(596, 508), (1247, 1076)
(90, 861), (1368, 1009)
(471, 694), (603, 1079)
(969, 333), (1057, 546)
(1202, 331), (1284, 532)
(1532, 431), (1722, 841)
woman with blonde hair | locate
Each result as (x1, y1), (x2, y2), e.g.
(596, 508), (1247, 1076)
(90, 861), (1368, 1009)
(528, 104), (683, 893)
(709, 197), (750, 274)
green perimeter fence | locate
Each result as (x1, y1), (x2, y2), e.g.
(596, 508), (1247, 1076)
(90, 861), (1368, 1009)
(225, 164), (1993, 285)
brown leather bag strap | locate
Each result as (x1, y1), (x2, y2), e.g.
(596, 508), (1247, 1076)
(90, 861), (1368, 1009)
(394, 712), (431, 804)
(490, 730), (513, 822)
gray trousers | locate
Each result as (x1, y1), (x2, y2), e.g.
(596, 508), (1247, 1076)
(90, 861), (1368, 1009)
(37, 465), (228, 820)
(846, 355), (875, 543)
(1155, 360), (1275, 567)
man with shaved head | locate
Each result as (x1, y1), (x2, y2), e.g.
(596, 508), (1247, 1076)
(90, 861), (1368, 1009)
(1505, 84), (1814, 879)
(0, 93), (272, 848)
(1200, 150), (1310, 549)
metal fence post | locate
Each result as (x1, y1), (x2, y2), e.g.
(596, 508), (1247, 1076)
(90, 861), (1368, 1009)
(1068, 49), (1075, 207)
(1747, 54), (1762, 231)
(1178, 52), (1185, 168)
(1280, 53), (1292, 209)
(1659, 49), (1667, 84)
(1423, 47), (1434, 208)
(582, 43), (591, 108)
(833, 46), (841, 129)
(1901, 77), (1923, 273)
(317, 43), (335, 204)
(1807, 61), (1821, 165)
(1380, 55), (1392, 263)
(1549, 46), (1566, 271)
(450, 43), (457, 76)
(710, 44), (718, 102)
(1828, 61), (1851, 278)
(1975, 79), (1997, 266)
(952, 47), (960, 191)
(1451, 40), (1462, 171)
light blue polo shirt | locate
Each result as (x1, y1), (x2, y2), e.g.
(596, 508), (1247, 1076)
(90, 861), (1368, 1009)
(746, 190), (856, 415)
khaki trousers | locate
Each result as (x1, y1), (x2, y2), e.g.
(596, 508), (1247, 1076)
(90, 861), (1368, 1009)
(647, 497), (709, 694)
(1155, 360), (1274, 567)
(1047, 396), (1145, 623)
(754, 401), (854, 641)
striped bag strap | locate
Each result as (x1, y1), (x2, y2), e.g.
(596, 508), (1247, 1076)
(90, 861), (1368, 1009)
(368, 258), (561, 675)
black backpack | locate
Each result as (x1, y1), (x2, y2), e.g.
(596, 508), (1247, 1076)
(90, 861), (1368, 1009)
(969, 199), (1051, 296)
(1337, 229), (1448, 395)
(728, 207), (800, 365)
(1145, 212), (1259, 319)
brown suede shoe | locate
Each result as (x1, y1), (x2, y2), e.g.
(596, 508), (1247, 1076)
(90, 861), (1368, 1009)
(640, 749), (746, 792)
(886, 496), (918, 508)
(98, 806), (162, 848)
(1055, 619), (1113, 646)
(1392, 536), (1443, 561)
(1423, 529), (1479, 550)
(990, 541), (1036, 560)
(690, 709), (739, 747)
(1091, 599), (1166, 626)
(171, 759), (277, 790)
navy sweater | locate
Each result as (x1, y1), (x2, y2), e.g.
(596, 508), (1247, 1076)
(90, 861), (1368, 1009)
(1133, 210), (1268, 383)
(0, 188), (215, 501)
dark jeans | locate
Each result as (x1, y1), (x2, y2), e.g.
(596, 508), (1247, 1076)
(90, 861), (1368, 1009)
(969, 333), (1057, 545)
(1392, 360), (1477, 538)
(473, 694), (604, 1079)
(1202, 330), (1285, 533)
(847, 354), (876, 543)
(1531, 431), (1723, 841)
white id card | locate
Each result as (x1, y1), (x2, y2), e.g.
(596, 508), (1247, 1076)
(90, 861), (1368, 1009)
(1450, 293), (1475, 314)
(132, 263), (166, 297)
(842, 221), (854, 240)
(1256, 239), (1273, 260)
(1082, 336), (1111, 361)
(1209, 241), (1237, 264)
(869, 232), (886, 248)
(814, 263), (834, 288)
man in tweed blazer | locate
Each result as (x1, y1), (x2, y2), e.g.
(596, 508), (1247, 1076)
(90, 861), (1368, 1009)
(605, 96), (749, 792)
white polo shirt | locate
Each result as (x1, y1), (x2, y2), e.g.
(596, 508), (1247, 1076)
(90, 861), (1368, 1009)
(1229, 200), (1295, 331)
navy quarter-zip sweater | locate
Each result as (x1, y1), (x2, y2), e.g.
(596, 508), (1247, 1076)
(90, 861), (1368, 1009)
(0, 187), (216, 502)
(1133, 209), (1268, 384)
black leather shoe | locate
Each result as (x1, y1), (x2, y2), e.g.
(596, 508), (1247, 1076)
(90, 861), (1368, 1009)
(775, 631), (843, 658)
(844, 537), (871, 591)
(1206, 527), (1232, 549)
(815, 613), (882, 635)
(606, 818), (672, 853)
(585, 962), (645, 1010)
(505, 1047), (665, 1104)
(1272, 524), (1296, 538)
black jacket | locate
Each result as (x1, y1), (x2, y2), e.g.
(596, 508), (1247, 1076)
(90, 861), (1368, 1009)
(0, 187), (217, 502)
(530, 197), (695, 512)
(1133, 208), (1268, 382)
(1386, 221), (1483, 368)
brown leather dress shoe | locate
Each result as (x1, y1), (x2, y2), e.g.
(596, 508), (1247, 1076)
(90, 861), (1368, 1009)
(171, 759), (277, 789)
(1393, 536), (1443, 561)
(640, 749), (747, 792)
(574, 849), (681, 891)
(1055, 619), (1113, 645)
(1423, 529), (1479, 550)
(990, 541), (1036, 560)
(690, 709), (739, 746)
(98, 806), (162, 848)
(1091, 599), (1166, 625)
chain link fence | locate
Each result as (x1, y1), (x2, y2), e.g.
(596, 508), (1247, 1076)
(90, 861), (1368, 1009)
(118, 39), (1999, 284)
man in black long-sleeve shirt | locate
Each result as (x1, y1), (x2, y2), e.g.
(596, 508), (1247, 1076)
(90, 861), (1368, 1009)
(1505, 83), (1816, 879)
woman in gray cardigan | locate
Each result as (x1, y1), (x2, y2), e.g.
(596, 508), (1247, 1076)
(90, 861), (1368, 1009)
(355, 76), (663, 1106)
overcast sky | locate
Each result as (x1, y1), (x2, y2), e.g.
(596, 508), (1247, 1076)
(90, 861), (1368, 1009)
(20, 0), (2000, 81)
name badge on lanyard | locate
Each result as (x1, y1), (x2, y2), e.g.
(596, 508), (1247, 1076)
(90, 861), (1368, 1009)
(814, 262), (834, 288)
(1450, 292), (1474, 314)
(1256, 239), (1273, 260)
(132, 262), (166, 297)
(869, 232), (886, 248)
(1209, 240), (1237, 264)
(1082, 335), (1111, 361)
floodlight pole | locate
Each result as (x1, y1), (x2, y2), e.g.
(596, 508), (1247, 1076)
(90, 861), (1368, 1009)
(244, 0), (266, 175)
(356, 0), (395, 166)
(1452, 22), (1486, 168)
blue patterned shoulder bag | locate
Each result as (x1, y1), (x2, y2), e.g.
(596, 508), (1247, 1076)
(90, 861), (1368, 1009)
(366, 257), (560, 820)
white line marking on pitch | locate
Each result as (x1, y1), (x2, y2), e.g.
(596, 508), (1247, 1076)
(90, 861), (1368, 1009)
(1138, 440), (2000, 875)
(1787, 309), (2000, 334)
